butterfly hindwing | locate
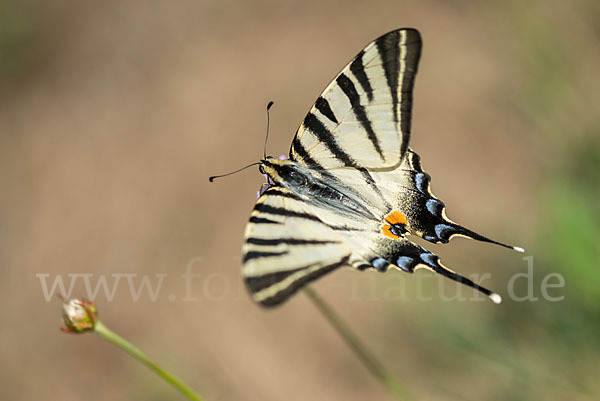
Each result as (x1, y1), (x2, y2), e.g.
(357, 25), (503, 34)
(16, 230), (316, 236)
(392, 149), (519, 250)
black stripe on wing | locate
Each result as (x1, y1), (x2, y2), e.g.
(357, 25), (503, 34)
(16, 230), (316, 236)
(375, 29), (422, 157)
(262, 187), (304, 202)
(290, 139), (323, 169)
(246, 237), (340, 246)
(246, 268), (305, 292)
(303, 112), (357, 167)
(254, 203), (322, 222)
(243, 250), (288, 263)
(249, 216), (280, 225)
(350, 50), (374, 101)
(376, 31), (401, 123)
(246, 255), (350, 307)
(315, 97), (339, 124)
(336, 73), (384, 161)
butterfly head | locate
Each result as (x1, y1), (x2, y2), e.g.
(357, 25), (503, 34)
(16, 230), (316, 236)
(259, 156), (309, 189)
(259, 157), (289, 185)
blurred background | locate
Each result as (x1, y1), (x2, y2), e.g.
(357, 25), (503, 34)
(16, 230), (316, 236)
(1, 0), (598, 400)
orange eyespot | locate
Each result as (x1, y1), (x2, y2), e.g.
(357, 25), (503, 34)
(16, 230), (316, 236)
(384, 210), (407, 226)
(380, 210), (408, 239)
(380, 225), (398, 239)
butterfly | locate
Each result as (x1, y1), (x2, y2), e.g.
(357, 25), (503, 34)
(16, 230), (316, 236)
(240, 28), (523, 307)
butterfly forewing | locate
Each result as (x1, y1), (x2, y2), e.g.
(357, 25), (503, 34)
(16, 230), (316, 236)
(290, 29), (422, 170)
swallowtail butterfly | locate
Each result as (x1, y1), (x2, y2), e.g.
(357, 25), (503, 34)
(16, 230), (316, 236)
(240, 28), (523, 306)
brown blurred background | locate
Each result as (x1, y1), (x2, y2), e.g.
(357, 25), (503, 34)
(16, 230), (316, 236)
(1, 1), (599, 400)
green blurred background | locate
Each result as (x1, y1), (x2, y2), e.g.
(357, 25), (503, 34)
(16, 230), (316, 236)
(1, 1), (598, 400)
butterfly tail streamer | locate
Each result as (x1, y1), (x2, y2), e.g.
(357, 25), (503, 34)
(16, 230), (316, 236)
(416, 254), (503, 304)
(448, 223), (525, 253)
(372, 237), (502, 303)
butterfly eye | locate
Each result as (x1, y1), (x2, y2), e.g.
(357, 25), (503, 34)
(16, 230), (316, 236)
(259, 165), (266, 175)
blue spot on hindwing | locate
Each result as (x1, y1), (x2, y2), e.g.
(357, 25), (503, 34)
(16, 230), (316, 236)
(371, 257), (390, 272)
(435, 224), (454, 241)
(396, 256), (416, 272)
(419, 252), (439, 267)
(415, 173), (429, 194)
(425, 198), (444, 216)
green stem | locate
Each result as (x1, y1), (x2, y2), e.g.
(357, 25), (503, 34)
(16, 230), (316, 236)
(94, 321), (205, 401)
(303, 287), (412, 401)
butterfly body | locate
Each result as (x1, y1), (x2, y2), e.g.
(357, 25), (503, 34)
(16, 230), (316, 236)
(259, 157), (375, 219)
(238, 28), (522, 307)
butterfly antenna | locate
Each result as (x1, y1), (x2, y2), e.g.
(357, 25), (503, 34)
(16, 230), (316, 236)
(264, 101), (274, 159)
(209, 162), (261, 182)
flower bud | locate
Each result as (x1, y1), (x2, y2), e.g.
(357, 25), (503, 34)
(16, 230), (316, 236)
(61, 298), (98, 333)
